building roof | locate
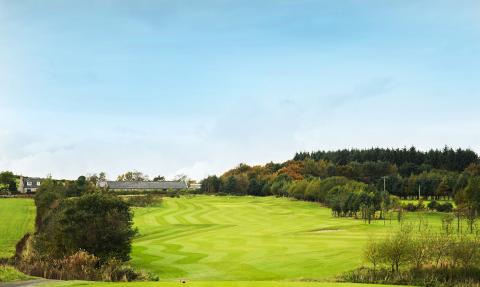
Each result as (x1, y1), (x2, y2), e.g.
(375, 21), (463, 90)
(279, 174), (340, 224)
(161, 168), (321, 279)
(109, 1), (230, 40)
(21, 177), (43, 189)
(106, 181), (188, 190)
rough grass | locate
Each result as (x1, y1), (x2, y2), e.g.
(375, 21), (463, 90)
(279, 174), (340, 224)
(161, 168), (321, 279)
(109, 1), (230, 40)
(0, 198), (35, 258)
(130, 196), (442, 281)
(0, 265), (32, 282)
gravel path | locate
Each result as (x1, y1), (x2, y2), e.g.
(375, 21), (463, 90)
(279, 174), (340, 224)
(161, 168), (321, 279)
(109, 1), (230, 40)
(0, 279), (52, 287)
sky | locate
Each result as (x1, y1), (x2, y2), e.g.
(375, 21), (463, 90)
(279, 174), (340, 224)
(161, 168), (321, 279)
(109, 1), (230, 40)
(1, 0), (480, 180)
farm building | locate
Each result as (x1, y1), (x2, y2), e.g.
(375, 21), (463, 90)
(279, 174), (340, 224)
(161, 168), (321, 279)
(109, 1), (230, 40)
(99, 180), (188, 192)
(18, 176), (43, 193)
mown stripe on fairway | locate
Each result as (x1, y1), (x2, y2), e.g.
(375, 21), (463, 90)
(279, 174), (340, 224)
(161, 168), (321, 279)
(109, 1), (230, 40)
(130, 196), (443, 281)
(41, 280), (411, 287)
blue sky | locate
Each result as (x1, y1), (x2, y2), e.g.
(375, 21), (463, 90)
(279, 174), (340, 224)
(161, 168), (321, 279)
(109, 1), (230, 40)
(1, 1), (479, 180)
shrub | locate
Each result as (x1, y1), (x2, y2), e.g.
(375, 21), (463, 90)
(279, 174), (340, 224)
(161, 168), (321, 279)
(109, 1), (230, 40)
(343, 266), (480, 286)
(35, 193), (137, 262)
(363, 239), (381, 271)
(18, 251), (150, 282)
(417, 199), (426, 211)
(428, 200), (439, 210)
(101, 259), (157, 282)
(123, 195), (162, 207)
(101, 258), (139, 282)
(355, 224), (480, 286)
(403, 203), (418, 212)
(437, 202), (453, 213)
(57, 250), (99, 280)
(379, 225), (415, 272)
(165, 189), (181, 197)
(18, 251), (99, 280)
(427, 201), (454, 213)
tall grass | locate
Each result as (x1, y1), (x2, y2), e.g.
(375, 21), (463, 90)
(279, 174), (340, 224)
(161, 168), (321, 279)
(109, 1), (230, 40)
(343, 267), (480, 287)
(17, 251), (155, 282)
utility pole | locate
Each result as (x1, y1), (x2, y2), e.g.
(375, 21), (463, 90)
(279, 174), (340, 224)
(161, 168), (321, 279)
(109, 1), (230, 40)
(381, 176), (387, 193)
(418, 185), (421, 200)
(381, 176), (388, 225)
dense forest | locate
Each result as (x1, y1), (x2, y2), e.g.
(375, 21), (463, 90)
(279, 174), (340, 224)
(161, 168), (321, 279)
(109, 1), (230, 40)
(294, 147), (478, 172)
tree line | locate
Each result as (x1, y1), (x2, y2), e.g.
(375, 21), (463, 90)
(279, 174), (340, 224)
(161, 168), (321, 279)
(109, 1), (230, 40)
(0, 171), (17, 193)
(201, 147), (480, 200)
(294, 146), (478, 172)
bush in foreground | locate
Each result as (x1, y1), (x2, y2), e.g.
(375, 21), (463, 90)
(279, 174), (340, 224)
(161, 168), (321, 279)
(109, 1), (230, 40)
(17, 251), (155, 282)
(35, 192), (137, 262)
(19, 179), (144, 282)
(350, 223), (480, 286)
(343, 266), (480, 287)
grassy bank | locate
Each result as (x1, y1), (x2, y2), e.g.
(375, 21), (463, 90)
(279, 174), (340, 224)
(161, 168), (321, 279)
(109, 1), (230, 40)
(0, 265), (32, 282)
(0, 198), (35, 258)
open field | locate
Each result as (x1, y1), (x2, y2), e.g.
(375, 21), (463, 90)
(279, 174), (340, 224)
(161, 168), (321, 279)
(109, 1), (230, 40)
(130, 196), (443, 282)
(0, 198), (35, 258)
(0, 195), (439, 286)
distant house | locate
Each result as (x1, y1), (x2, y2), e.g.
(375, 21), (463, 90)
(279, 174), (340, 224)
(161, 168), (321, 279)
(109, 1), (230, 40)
(99, 180), (188, 192)
(18, 176), (43, 193)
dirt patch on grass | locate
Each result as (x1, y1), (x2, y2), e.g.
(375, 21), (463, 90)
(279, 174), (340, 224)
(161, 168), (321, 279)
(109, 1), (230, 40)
(309, 227), (343, 233)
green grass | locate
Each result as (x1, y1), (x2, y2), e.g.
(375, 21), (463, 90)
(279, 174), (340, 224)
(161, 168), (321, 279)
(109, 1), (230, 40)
(130, 196), (442, 282)
(0, 265), (32, 282)
(41, 281), (407, 287)
(0, 198), (35, 258)
(0, 196), (433, 286)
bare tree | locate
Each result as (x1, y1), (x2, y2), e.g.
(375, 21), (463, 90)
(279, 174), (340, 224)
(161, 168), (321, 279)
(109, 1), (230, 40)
(363, 238), (381, 272)
(380, 225), (414, 272)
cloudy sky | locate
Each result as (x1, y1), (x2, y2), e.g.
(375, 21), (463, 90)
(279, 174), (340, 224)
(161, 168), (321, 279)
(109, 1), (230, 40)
(1, 1), (479, 180)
